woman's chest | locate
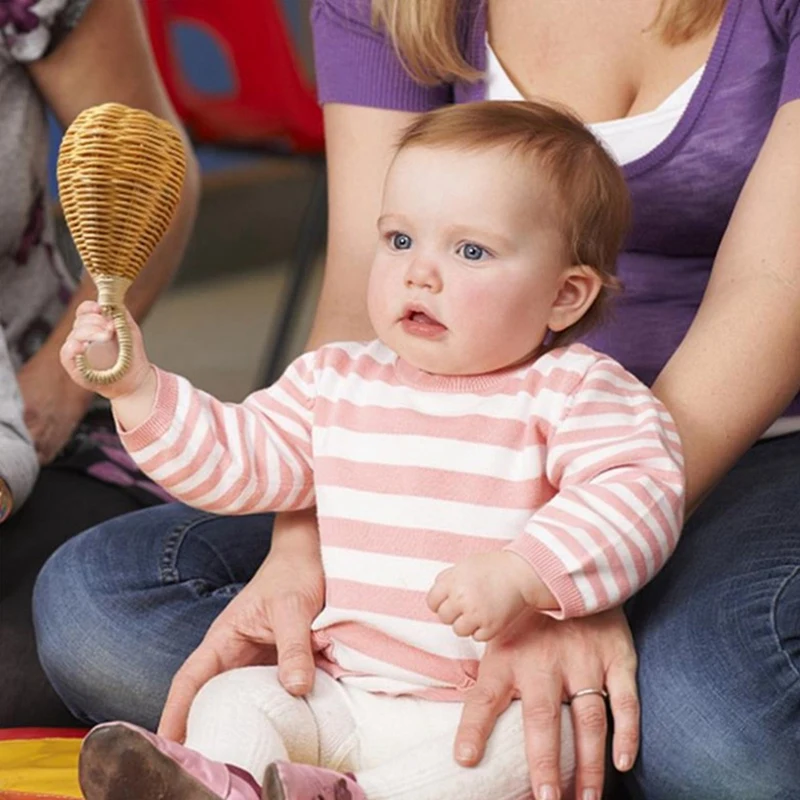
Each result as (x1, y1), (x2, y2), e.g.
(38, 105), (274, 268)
(487, 0), (719, 122)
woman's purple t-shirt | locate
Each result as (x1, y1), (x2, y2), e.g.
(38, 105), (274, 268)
(311, 0), (800, 414)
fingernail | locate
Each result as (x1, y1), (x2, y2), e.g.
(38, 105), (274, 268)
(617, 753), (632, 770)
(538, 785), (558, 800)
(583, 790), (598, 800)
(456, 744), (477, 763)
(285, 672), (307, 688)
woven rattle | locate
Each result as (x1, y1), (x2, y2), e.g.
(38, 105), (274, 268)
(57, 103), (187, 384)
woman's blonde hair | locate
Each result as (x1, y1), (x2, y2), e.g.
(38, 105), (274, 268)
(371, 0), (726, 84)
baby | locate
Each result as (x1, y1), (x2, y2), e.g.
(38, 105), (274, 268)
(63, 101), (684, 800)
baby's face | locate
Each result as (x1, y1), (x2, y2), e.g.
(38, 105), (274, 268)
(367, 144), (572, 376)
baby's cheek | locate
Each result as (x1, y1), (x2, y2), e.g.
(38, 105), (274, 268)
(455, 284), (497, 325)
(366, 269), (392, 330)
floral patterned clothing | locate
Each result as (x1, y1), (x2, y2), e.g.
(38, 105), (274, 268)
(0, 0), (168, 506)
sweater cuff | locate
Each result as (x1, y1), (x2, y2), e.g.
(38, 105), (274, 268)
(505, 532), (586, 619)
(116, 368), (181, 453)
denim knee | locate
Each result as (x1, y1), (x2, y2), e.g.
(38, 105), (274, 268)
(33, 503), (257, 729)
(33, 521), (173, 728)
(774, 566), (800, 677)
(627, 567), (800, 800)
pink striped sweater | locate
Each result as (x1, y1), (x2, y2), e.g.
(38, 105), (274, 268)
(120, 341), (684, 700)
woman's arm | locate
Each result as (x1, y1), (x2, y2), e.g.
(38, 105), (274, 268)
(0, 332), (38, 522)
(17, 0), (200, 464)
(306, 103), (420, 347)
(653, 100), (800, 509)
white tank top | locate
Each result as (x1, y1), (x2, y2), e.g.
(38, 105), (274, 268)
(486, 39), (704, 165)
(485, 39), (799, 439)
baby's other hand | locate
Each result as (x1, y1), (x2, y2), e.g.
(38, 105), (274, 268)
(60, 300), (151, 400)
(427, 551), (553, 641)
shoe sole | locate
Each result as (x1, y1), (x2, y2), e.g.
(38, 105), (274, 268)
(79, 724), (222, 800)
(261, 763), (286, 800)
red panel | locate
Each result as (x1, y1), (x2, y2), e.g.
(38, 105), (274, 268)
(143, 0), (324, 152)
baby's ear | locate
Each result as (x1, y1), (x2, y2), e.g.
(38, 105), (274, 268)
(547, 265), (603, 333)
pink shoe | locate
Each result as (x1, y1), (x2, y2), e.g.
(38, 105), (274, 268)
(262, 761), (365, 800)
(79, 721), (262, 800)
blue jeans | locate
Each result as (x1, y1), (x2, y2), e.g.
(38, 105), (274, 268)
(33, 434), (800, 799)
(33, 506), (274, 728)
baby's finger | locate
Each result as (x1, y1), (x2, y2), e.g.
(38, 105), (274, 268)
(75, 300), (103, 317)
(472, 622), (499, 642)
(74, 312), (113, 331)
(61, 338), (88, 362)
(453, 615), (478, 638)
(426, 572), (452, 612)
(435, 599), (461, 625)
(71, 323), (114, 345)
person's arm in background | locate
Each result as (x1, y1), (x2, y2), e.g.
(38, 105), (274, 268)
(0, 332), (38, 524)
(17, 0), (200, 465)
(305, 103), (417, 347)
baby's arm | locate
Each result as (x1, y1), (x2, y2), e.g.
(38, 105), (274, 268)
(61, 301), (317, 515)
(429, 356), (685, 639)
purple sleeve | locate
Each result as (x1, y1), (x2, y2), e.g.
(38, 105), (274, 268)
(310, 0), (451, 111)
(774, 0), (800, 105)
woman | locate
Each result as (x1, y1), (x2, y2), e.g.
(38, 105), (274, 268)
(34, 0), (800, 798)
(0, 0), (199, 726)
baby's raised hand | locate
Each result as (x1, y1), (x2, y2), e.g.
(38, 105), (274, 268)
(427, 551), (554, 641)
(60, 300), (152, 400)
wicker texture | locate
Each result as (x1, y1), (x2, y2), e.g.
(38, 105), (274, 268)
(57, 103), (187, 384)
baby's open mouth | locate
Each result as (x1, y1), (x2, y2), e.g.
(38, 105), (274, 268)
(406, 310), (440, 325)
(400, 305), (448, 337)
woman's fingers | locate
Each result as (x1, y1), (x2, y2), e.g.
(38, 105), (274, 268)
(158, 645), (221, 742)
(454, 674), (514, 766)
(271, 592), (318, 696)
(567, 686), (609, 800)
(518, 670), (565, 800)
(605, 652), (640, 772)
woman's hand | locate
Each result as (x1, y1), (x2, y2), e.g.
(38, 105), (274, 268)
(454, 607), (639, 800)
(158, 509), (325, 743)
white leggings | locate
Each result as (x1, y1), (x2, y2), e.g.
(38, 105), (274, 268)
(184, 666), (575, 800)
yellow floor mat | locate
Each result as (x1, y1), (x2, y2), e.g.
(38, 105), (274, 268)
(0, 730), (84, 799)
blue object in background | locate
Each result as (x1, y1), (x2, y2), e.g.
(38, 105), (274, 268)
(172, 22), (235, 96)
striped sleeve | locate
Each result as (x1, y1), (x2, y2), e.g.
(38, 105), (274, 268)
(118, 353), (318, 515)
(505, 357), (685, 618)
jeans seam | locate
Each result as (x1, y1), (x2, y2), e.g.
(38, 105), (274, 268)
(770, 564), (800, 683)
(158, 512), (219, 585)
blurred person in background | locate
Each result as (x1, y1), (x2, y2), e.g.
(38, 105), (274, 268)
(0, 0), (199, 726)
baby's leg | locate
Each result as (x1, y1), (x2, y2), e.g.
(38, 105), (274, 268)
(350, 692), (575, 800)
(185, 666), (358, 780)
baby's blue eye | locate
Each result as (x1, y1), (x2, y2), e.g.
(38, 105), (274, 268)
(391, 233), (413, 250)
(460, 243), (486, 261)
